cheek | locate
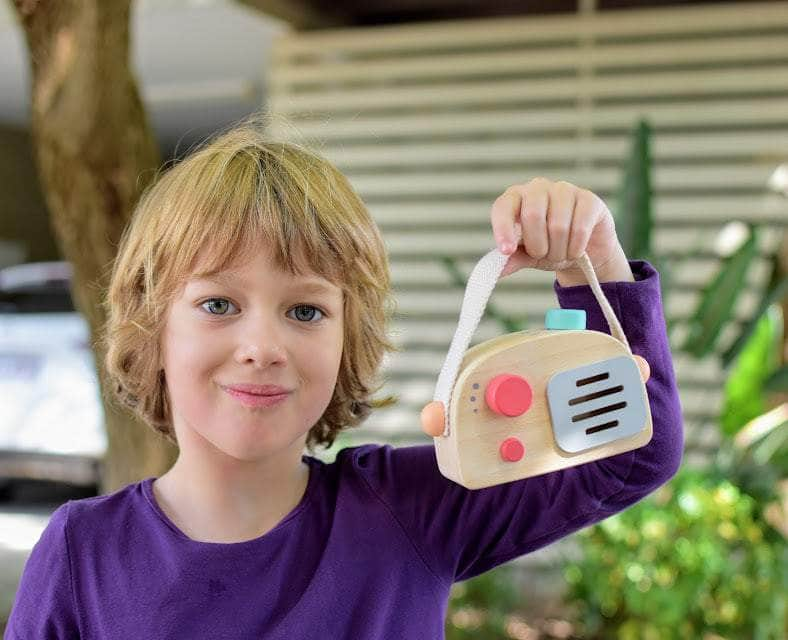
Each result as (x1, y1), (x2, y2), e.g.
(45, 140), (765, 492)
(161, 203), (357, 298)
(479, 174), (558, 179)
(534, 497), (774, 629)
(316, 327), (344, 372)
(160, 324), (224, 405)
(163, 327), (215, 373)
(296, 332), (344, 427)
(296, 329), (344, 391)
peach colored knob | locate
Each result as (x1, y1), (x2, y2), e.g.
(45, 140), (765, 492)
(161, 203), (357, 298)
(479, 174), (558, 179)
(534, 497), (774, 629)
(421, 401), (446, 437)
(633, 354), (650, 383)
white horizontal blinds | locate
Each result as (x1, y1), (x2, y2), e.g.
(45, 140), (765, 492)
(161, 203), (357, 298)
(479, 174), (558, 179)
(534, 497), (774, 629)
(268, 1), (788, 456)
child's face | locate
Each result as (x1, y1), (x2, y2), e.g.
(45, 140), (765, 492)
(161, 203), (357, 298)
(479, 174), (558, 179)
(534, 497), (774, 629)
(159, 242), (345, 463)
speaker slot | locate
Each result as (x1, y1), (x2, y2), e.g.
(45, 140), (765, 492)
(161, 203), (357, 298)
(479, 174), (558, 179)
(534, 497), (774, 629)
(585, 420), (620, 435)
(568, 385), (624, 406)
(576, 372), (609, 387)
(571, 401), (627, 422)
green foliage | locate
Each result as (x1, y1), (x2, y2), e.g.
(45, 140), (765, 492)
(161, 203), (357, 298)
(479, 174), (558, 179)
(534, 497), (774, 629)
(716, 295), (787, 513)
(681, 225), (760, 358)
(613, 119), (653, 261)
(714, 434), (788, 519)
(721, 251), (788, 367)
(558, 116), (788, 639)
(563, 468), (788, 640)
(720, 306), (782, 437)
(444, 566), (523, 640)
(565, 297), (788, 640)
(765, 364), (788, 393)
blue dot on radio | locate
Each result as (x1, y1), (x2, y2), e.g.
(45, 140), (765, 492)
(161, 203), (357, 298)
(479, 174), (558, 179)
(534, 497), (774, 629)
(472, 383), (480, 389)
(470, 396), (476, 402)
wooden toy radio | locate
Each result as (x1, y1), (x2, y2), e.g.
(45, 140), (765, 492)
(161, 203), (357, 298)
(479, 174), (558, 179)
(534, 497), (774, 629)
(421, 248), (652, 489)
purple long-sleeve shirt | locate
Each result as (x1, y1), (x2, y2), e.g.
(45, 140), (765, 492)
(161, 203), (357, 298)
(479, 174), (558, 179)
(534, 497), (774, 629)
(5, 260), (684, 640)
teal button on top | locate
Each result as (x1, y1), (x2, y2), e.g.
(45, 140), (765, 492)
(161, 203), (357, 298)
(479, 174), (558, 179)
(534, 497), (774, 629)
(545, 309), (586, 330)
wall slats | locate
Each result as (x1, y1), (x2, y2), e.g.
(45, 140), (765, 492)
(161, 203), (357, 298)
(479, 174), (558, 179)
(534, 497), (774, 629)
(268, 97), (788, 139)
(272, 2), (788, 58)
(389, 288), (761, 324)
(349, 166), (774, 196)
(271, 66), (788, 114)
(271, 35), (788, 89)
(368, 200), (785, 233)
(380, 227), (779, 257)
(324, 132), (788, 169)
(389, 257), (772, 289)
(268, 1), (788, 457)
(371, 196), (787, 226)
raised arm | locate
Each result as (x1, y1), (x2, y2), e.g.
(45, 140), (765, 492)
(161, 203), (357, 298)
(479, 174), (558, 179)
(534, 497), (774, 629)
(357, 258), (683, 585)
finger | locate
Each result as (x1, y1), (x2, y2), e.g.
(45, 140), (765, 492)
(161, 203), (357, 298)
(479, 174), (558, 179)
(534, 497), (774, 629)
(546, 181), (576, 264)
(518, 180), (549, 260)
(566, 188), (605, 260)
(490, 191), (521, 254)
(499, 247), (539, 278)
(633, 355), (651, 383)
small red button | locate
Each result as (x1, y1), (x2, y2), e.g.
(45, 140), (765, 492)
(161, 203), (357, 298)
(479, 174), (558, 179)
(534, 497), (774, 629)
(500, 437), (525, 462)
(485, 374), (533, 417)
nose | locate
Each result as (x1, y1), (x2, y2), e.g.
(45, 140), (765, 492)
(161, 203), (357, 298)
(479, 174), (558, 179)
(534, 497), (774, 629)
(233, 316), (288, 368)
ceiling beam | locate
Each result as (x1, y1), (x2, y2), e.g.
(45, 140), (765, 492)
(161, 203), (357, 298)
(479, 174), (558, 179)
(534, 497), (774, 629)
(236, 0), (349, 30)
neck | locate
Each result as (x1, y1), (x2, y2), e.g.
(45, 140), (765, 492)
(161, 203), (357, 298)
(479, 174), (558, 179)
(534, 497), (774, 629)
(152, 441), (311, 543)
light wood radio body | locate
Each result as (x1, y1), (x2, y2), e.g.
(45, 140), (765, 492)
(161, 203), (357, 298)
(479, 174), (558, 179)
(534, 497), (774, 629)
(433, 327), (653, 489)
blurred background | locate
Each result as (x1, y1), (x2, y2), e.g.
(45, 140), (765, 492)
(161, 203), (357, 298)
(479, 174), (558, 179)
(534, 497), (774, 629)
(1, 0), (787, 638)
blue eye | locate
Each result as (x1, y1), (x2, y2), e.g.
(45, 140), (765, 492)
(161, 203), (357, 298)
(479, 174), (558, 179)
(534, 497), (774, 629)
(289, 305), (325, 323)
(200, 298), (238, 315)
(199, 299), (325, 323)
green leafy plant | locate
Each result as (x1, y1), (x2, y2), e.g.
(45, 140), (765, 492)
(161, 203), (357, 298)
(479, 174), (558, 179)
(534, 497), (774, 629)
(613, 119), (654, 264)
(562, 285), (788, 640)
(713, 305), (787, 527)
(721, 250), (788, 369)
(445, 566), (522, 640)
(563, 467), (787, 640)
(445, 565), (579, 639)
(561, 118), (788, 638)
(719, 308), (782, 439)
(681, 225), (760, 358)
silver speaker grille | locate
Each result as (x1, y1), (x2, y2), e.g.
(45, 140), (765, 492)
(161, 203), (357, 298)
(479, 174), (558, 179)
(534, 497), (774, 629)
(547, 355), (648, 454)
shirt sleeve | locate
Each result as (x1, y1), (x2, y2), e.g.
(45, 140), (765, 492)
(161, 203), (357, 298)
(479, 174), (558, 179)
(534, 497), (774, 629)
(352, 260), (684, 585)
(4, 502), (81, 640)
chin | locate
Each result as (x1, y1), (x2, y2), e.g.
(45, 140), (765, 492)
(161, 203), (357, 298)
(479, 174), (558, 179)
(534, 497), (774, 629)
(211, 439), (273, 463)
(211, 429), (301, 463)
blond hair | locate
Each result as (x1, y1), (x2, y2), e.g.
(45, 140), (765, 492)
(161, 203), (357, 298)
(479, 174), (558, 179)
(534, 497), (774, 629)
(100, 116), (399, 452)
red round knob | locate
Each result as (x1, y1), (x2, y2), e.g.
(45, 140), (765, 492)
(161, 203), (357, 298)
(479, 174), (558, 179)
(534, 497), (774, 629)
(500, 437), (525, 462)
(485, 374), (533, 417)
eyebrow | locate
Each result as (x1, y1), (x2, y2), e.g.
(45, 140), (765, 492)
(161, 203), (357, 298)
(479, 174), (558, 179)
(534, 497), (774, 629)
(192, 273), (339, 296)
(290, 281), (339, 296)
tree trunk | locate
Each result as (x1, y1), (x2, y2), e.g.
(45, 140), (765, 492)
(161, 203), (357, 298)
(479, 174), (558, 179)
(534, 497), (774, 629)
(13, 0), (177, 492)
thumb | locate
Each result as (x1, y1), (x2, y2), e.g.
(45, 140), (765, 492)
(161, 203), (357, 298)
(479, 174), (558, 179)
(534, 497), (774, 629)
(499, 248), (540, 278)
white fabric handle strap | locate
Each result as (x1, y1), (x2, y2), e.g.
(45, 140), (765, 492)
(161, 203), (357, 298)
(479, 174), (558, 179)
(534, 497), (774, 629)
(433, 250), (630, 437)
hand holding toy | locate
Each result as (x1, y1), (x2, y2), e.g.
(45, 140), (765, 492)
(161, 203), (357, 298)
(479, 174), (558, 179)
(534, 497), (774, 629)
(421, 179), (653, 489)
(490, 177), (631, 282)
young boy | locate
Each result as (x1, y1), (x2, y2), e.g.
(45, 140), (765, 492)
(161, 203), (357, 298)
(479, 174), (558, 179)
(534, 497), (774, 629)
(4, 119), (683, 639)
